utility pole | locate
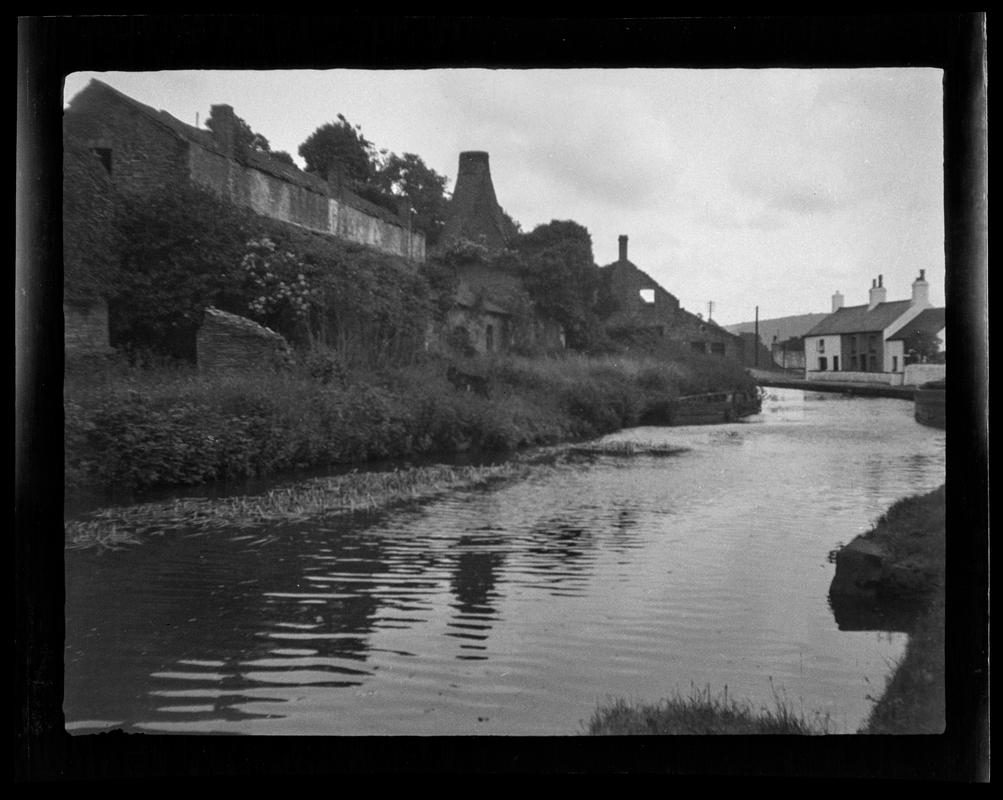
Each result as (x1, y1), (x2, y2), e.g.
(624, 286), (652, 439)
(754, 306), (759, 368)
(707, 301), (715, 322)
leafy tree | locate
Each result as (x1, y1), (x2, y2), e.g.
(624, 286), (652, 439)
(298, 114), (378, 185)
(904, 329), (943, 362)
(205, 107), (272, 156)
(109, 185), (253, 360)
(514, 220), (601, 350)
(269, 150), (296, 167)
(373, 152), (451, 245)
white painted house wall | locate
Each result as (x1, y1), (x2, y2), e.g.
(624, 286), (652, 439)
(804, 334), (842, 373)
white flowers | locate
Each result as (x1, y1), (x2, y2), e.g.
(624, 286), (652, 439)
(241, 237), (312, 320)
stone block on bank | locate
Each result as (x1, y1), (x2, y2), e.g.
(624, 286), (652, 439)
(196, 307), (292, 372)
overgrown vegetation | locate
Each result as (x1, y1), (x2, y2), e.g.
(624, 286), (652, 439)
(64, 350), (754, 501)
(586, 683), (833, 735)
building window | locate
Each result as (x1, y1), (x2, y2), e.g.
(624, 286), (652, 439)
(690, 341), (705, 353)
(892, 355), (898, 372)
(868, 335), (876, 353)
(710, 342), (725, 356)
(818, 357), (828, 371)
(817, 338), (825, 353)
(833, 356), (839, 371)
(92, 147), (113, 174)
(639, 288), (655, 304)
(485, 324), (494, 352)
(850, 336), (857, 354)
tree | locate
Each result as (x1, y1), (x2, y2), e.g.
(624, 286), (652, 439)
(298, 114), (378, 185)
(373, 152), (451, 245)
(904, 329), (943, 363)
(109, 185), (252, 360)
(514, 220), (601, 350)
(270, 150), (296, 167)
(205, 107), (272, 156)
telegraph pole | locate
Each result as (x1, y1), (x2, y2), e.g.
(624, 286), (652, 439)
(754, 306), (759, 368)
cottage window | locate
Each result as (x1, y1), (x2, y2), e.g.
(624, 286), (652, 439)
(868, 335), (876, 353)
(818, 357), (828, 371)
(892, 356), (898, 372)
(850, 336), (857, 354)
(486, 324), (494, 352)
(833, 356), (839, 371)
(639, 288), (655, 304)
(817, 338), (825, 353)
(690, 341), (705, 353)
(710, 342), (725, 356)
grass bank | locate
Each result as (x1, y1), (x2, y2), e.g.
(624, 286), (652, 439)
(586, 683), (834, 735)
(857, 485), (946, 734)
(65, 349), (755, 503)
(585, 486), (946, 735)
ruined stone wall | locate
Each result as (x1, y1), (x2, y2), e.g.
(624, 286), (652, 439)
(196, 307), (291, 372)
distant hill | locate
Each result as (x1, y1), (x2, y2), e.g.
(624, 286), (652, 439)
(724, 312), (830, 347)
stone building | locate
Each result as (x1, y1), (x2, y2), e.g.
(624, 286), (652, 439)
(802, 272), (936, 385)
(63, 79), (425, 263)
(598, 235), (744, 360)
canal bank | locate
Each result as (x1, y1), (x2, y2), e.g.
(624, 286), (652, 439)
(586, 484), (947, 734)
(751, 369), (917, 399)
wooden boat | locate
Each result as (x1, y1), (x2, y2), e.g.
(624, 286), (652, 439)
(914, 379), (946, 429)
(667, 389), (763, 426)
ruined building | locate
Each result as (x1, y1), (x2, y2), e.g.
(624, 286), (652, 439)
(63, 79), (425, 263)
(598, 235), (744, 360)
(436, 151), (563, 355)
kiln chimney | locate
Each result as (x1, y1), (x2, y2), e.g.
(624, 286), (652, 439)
(831, 290), (844, 313)
(209, 104), (238, 157)
(618, 235), (628, 262)
(439, 150), (511, 252)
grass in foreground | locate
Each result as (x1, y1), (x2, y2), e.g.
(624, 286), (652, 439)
(585, 683), (834, 735)
(65, 462), (544, 551)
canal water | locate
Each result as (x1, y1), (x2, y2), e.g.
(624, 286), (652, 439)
(64, 388), (946, 735)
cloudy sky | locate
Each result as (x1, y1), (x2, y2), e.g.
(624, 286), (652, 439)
(63, 68), (945, 326)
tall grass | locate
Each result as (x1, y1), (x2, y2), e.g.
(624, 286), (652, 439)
(585, 683), (834, 735)
(65, 349), (755, 499)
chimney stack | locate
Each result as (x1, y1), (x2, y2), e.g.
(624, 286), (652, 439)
(911, 269), (931, 307)
(618, 235), (628, 262)
(868, 276), (887, 310)
(209, 104), (238, 157)
(831, 290), (844, 313)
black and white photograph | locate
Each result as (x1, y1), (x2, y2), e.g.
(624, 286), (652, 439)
(17, 14), (987, 780)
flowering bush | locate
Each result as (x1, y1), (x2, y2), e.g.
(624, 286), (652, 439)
(240, 237), (316, 321)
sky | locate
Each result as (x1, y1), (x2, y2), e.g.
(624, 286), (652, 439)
(62, 68), (946, 327)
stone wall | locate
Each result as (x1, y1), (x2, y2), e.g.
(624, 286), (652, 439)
(903, 363), (946, 386)
(64, 80), (425, 263)
(196, 307), (291, 372)
(64, 300), (113, 356)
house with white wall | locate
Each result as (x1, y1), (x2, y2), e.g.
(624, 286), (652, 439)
(802, 271), (934, 386)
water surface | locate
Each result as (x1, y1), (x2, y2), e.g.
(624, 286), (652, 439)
(65, 388), (946, 734)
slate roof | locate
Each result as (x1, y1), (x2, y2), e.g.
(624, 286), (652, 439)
(803, 300), (914, 336)
(887, 307), (946, 341)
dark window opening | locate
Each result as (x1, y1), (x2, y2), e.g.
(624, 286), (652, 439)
(833, 355), (839, 371)
(710, 342), (725, 356)
(690, 341), (705, 353)
(92, 147), (112, 174)
(818, 357), (828, 371)
(485, 324), (494, 352)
